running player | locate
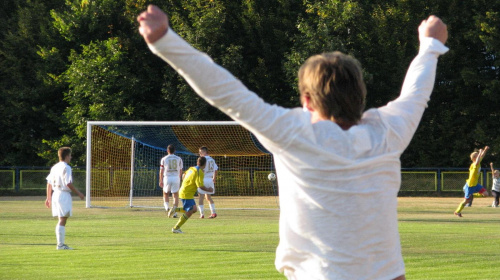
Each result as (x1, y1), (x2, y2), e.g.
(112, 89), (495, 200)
(172, 156), (213, 233)
(159, 144), (183, 218)
(454, 146), (490, 217)
(198, 146), (218, 218)
(45, 147), (85, 250)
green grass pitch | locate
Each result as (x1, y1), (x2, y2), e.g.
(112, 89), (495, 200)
(1, 197), (500, 279)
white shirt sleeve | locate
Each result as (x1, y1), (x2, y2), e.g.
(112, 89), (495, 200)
(148, 29), (298, 149)
(376, 37), (448, 150)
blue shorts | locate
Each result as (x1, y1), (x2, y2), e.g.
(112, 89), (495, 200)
(180, 199), (196, 212)
(463, 183), (486, 199)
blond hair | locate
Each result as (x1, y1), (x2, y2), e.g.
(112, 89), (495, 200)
(470, 152), (479, 162)
(298, 51), (366, 127)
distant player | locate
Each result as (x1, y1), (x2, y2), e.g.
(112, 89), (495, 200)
(198, 146), (218, 218)
(159, 144), (183, 218)
(45, 147), (85, 250)
(172, 156), (213, 233)
(454, 146), (490, 217)
(489, 162), (500, 207)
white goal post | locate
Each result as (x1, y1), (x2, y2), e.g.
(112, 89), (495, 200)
(86, 121), (279, 209)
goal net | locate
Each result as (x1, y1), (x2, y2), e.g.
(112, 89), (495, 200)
(86, 121), (279, 209)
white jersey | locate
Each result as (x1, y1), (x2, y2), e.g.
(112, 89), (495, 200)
(160, 154), (183, 177)
(46, 161), (72, 192)
(149, 30), (448, 280)
(493, 177), (500, 192)
(202, 155), (218, 180)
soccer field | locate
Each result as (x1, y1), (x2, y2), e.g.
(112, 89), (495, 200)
(1, 197), (500, 279)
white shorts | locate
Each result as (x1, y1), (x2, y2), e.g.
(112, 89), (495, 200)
(52, 190), (72, 217)
(198, 179), (215, 195)
(163, 176), (180, 194)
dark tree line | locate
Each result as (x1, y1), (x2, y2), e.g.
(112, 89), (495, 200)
(1, 0), (499, 167)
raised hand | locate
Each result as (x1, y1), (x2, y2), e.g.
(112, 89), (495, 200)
(418, 15), (448, 44)
(137, 5), (169, 44)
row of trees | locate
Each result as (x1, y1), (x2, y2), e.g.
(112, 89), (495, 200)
(1, 0), (499, 167)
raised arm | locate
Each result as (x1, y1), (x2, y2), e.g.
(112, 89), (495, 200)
(490, 162), (495, 174)
(477, 146), (489, 164)
(138, 5), (302, 149)
(377, 16), (448, 150)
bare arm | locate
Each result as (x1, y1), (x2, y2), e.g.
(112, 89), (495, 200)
(476, 146), (489, 165)
(67, 182), (85, 200)
(45, 183), (52, 208)
(490, 162), (495, 174)
(199, 186), (214, 193)
(213, 170), (218, 184)
(159, 166), (164, 187)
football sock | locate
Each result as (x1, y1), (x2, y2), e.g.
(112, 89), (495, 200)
(199, 205), (204, 215)
(175, 206), (185, 213)
(164, 202), (169, 211)
(210, 203), (216, 214)
(174, 214), (189, 229)
(456, 202), (465, 213)
(56, 224), (65, 246)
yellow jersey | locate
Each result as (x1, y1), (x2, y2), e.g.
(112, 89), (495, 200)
(466, 163), (481, 187)
(179, 166), (205, 199)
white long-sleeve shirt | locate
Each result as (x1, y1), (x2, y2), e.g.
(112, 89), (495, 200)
(149, 29), (448, 280)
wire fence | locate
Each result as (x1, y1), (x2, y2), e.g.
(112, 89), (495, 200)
(0, 167), (491, 196)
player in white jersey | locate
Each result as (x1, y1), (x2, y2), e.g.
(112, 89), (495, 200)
(197, 146), (218, 218)
(159, 144), (183, 217)
(490, 162), (500, 207)
(139, 7), (448, 280)
(45, 147), (85, 250)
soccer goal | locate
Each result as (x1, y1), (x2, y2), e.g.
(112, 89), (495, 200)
(86, 121), (279, 209)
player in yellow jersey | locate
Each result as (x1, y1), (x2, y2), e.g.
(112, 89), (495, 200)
(454, 146), (490, 217)
(172, 156), (213, 233)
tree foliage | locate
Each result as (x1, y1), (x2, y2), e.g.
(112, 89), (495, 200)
(1, 0), (499, 167)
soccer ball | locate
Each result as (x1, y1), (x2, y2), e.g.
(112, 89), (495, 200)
(268, 173), (276, 181)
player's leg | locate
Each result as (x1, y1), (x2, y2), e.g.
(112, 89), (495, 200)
(493, 190), (499, 207)
(465, 195), (473, 207)
(168, 180), (180, 218)
(496, 191), (500, 207)
(456, 184), (472, 216)
(56, 216), (69, 249)
(168, 192), (179, 218)
(473, 184), (489, 197)
(455, 197), (469, 217)
(173, 199), (196, 233)
(203, 180), (216, 218)
(163, 190), (170, 212)
(198, 192), (205, 218)
(206, 194), (217, 218)
(54, 191), (73, 249)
